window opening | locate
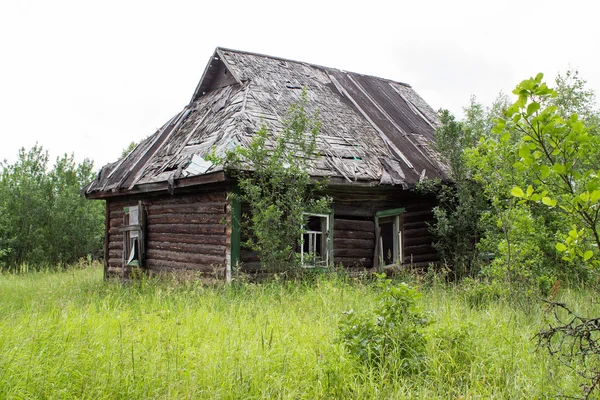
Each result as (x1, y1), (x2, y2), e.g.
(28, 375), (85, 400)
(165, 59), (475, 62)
(375, 208), (405, 270)
(121, 201), (146, 272)
(301, 213), (331, 268)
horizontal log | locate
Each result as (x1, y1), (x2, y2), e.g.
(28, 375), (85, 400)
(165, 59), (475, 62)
(147, 241), (225, 256)
(147, 214), (223, 225)
(403, 210), (434, 223)
(147, 233), (226, 246)
(334, 230), (374, 240)
(334, 248), (373, 258)
(108, 258), (122, 267)
(334, 219), (374, 232)
(332, 204), (374, 218)
(109, 231), (123, 240)
(333, 238), (374, 250)
(109, 210), (125, 219)
(403, 221), (428, 230)
(145, 192), (227, 206)
(109, 241), (123, 250)
(403, 228), (430, 238)
(110, 219), (124, 228)
(147, 202), (226, 215)
(145, 259), (226, 276)
(404, 244), (434, 256)
(334, 257), (373, 268)
(109, 249), (122, 259)
(403, 235), (434, 247)
(148, 223), (225, 235)
(146, 249), (225, 265)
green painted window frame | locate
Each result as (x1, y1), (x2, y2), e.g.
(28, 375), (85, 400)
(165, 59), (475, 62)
(375, 207), (405, 271)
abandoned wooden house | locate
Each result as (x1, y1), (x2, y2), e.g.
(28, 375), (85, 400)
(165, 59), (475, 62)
(84, 47), (450, 280)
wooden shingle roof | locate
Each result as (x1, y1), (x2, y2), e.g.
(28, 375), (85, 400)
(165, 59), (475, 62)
(85, 47), (449, 198)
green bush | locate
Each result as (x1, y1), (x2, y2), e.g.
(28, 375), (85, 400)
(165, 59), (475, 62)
(338, 277), (429, 373)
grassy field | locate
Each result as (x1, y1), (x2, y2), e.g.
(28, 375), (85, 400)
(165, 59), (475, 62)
(0, 265), (597, 399)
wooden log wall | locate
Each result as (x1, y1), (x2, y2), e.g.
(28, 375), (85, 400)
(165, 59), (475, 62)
(237, 188), (439, 273)
(330, 188), (439, 271)
(106, 190), (229, 279)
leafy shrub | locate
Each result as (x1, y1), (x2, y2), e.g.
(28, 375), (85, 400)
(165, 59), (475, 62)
(338, 277), (429, 373)
(460, 278), (509, 308)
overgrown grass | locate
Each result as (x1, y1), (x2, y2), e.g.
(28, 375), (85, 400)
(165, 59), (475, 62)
(0, 265), (596, 398)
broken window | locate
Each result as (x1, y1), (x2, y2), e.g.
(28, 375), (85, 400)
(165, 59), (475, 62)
(375, 208), (404, 269)
(121, 202), (146, 271)
(301, 213), (331, 268)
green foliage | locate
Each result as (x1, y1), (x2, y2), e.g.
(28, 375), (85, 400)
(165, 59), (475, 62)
(502, 73), (600, 279)
(420, 108), (488, 278)
(0, 144), (104, 270)
(338, 277), (429, 373)
(120, 141), (138, 158)
(459, 278), (509, 308)
(208, 90), (330, 273)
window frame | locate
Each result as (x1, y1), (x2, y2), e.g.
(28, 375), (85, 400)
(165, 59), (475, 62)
(120, 201), (146, 273)
(374, 207), (405, 271)
(300, 212), (333, 268)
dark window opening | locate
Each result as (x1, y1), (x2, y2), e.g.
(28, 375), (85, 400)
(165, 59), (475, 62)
(378, 217), (395, 265)
(375, 209), (404, 269)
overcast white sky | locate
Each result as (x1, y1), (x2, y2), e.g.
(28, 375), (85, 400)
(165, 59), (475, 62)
(1, 0), (598, 170)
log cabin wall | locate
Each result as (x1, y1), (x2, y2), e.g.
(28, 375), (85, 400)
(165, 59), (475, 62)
(106, 188), (229, 279)
(237, 187), (438, 273)
(330, 188), (438, 270)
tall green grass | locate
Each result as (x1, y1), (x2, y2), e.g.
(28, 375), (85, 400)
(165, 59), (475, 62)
(0, 266), (594, 398)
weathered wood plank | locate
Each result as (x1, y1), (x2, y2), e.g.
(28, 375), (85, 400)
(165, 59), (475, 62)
(147, 223), (226, 235)
(147, 233), (226, 246)
(109, 241), (123, 250)
(334, 219), (374, 232)
(403, 244), (434, 256)
(332, 204), (374, 218)
(403, 227), (430, 238)
(146, 202), (226, 215)
(333, 238), (374, 250)
(147, 214), (223, 225)
(403, 235), (434, 247)
(147, 241), (225, 256)
(145, 192), (227, 205)
(108, 250), (121, 259)
(334, 230), (374, 240)
(403, 221), (428, 230)
(334, 248), (373, 258)
(146, 249), (225, 265)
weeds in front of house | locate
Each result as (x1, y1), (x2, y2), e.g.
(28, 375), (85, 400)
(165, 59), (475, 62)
(0, 265), (592, 398)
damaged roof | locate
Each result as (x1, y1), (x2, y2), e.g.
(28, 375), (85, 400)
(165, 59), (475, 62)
(85, 47), (450, 198)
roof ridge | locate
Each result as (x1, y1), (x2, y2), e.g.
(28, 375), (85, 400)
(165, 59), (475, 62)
(216, 46), (412, 88)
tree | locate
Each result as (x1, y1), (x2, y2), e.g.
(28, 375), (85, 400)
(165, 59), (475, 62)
(420, 108), (487, 278)
(208, 90), (329, 273)
(120, 141), (137, 158)
(505, 73), (600, 279)
(0, 145), (104, 270)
